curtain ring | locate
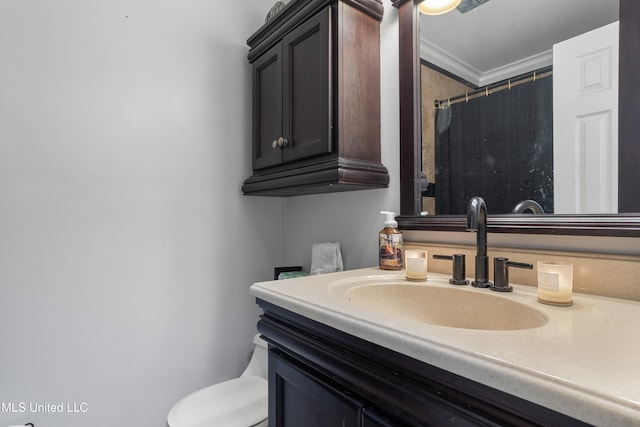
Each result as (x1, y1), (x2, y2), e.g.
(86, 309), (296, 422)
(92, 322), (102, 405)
(533, 71), (537, 82)
(465, 93), (469, 103)
(447, 98), (451, 108)
(485, 87), (489, 97)
(508, 79), (511, 90)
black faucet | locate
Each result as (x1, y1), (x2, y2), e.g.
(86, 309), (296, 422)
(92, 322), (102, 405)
(466, 196), (491, 288)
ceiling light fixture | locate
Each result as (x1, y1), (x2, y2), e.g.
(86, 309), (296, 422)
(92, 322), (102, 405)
(418, 0), (462, 16)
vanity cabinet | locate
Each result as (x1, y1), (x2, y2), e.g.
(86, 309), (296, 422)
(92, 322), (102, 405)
(270, 348), (365, 426)
(257, 299), (592, 427)
(269, 346), (409, 427)
(242, 0), (389, 196)
(362, 407), (407, 427)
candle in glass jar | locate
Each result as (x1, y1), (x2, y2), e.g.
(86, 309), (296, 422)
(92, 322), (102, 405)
(537, 261), (573, 306)
(405, 249), (428, 281)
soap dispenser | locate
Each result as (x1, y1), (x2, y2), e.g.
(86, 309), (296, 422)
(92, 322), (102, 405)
(379, 211), (403, 270)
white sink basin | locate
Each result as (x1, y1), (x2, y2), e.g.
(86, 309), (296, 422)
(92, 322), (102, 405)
(344, 283), (548, 331)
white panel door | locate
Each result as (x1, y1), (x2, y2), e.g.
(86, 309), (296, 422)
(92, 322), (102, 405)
(553, 21), (619, 214)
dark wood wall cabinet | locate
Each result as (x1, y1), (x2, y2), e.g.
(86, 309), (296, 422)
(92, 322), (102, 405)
(242, 0), (389, 196)
(257, 299), (592, 427)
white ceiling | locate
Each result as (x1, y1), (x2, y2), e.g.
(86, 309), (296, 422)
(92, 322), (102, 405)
(420, 0), (619, 86)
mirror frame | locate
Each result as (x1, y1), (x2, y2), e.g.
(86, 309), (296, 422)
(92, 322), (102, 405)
(391, 0), (640, 237)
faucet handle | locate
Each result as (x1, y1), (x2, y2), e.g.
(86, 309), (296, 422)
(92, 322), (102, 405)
(433, 254), (469, 285)
(491, 258), (533, 292)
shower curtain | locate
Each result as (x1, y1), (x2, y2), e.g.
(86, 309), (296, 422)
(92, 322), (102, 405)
(434, 76), (554, 215)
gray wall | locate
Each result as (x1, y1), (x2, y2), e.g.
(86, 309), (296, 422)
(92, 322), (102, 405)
(0, 1), (287, 425)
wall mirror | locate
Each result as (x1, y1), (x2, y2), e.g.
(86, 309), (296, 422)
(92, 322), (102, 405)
(392, 0), (640, 236)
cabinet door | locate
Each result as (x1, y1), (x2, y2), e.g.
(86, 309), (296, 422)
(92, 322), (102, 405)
(282, 7), (333, 163)
(253, 42), (284, 170)
(269, 349), (364, 427)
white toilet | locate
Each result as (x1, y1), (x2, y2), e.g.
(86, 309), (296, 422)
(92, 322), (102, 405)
(167, 334), (269, 427)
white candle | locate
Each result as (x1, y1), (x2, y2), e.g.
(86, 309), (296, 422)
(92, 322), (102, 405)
(537, 261), (573, 306)
(405, 249), (428, 281)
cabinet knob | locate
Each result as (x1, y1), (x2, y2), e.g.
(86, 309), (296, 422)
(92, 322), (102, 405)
(272, 137), (289, 149)
(277, 137), (289, 147)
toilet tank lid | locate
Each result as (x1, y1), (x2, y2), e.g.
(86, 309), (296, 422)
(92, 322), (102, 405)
(167, 376), (267, 427)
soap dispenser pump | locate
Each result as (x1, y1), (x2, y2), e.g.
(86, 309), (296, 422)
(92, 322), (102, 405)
(379, 211), (403, 270)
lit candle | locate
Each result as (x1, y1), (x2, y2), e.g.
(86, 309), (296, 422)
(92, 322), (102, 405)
(405, 249), (428, 281)
(537, 261), (574, 306)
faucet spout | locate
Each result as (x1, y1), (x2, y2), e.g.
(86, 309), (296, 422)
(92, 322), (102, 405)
(467, 196), (491, 288)
(511, 199), (545, 214)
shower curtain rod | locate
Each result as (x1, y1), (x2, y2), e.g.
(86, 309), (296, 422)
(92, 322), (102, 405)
(435, 65), (553, 109)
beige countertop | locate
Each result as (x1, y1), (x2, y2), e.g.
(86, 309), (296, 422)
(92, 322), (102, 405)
(250, 267), (640, 427)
